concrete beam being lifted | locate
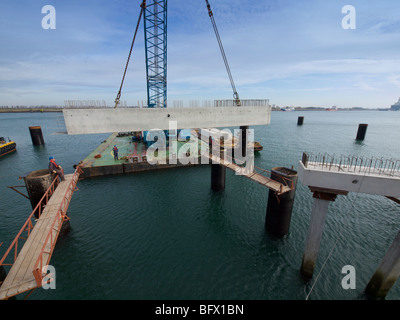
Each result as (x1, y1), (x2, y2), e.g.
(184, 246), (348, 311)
(62, 106), (271, 135)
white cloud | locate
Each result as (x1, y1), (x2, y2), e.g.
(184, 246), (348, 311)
(1, 0), (400, 108)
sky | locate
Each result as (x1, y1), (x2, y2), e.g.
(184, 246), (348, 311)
(0, 0), (399, 108)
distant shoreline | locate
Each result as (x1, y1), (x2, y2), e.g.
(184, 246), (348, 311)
(0, 108), (62, 113)
(0, 107), (392, 113)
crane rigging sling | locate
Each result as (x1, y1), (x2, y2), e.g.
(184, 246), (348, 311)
(115, 1), (241, 108)
(115, 1), (146, 108)
(205, 0), (241, 106)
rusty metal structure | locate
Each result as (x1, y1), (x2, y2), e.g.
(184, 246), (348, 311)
(0, 167), (82, 300)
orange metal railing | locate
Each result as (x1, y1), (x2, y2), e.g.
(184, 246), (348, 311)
(0, 175), (59, 269)
(32, 166), (82, 287)
(0, 166), (82, 291)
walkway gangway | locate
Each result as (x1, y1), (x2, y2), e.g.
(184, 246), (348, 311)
(0, 167), (82, 300)
(192, 128), (294, 195)
(203, 152), (293, 195)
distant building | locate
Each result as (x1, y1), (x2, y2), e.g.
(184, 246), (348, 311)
(391, 97), (400, 111)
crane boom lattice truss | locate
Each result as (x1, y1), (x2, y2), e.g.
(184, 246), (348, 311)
(144, 0), (167, 108)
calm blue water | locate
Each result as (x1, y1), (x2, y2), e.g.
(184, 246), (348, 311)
(0, 110), (399, 300)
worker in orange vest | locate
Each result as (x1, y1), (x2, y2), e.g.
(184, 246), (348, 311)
(113, 145), (119, 160)
(49, 156), (65, 181)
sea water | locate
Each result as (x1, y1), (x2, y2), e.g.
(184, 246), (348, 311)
(0, 110), (399, 300)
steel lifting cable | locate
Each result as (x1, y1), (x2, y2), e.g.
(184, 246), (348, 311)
(304, 171), (367, 300)
(205, 0), (241, 106)
(115, 1), (146, 108)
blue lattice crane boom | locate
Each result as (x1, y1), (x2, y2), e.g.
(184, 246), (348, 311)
(142, 0), (237, 108)
(115, 0), (238, 109)
(143, 0), (167, 108)
(114, 0), (167, 109)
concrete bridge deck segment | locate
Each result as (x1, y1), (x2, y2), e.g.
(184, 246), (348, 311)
(298, 160), (400, 198)
(298, 153), (400, 298)
(62, 105), (271, 135)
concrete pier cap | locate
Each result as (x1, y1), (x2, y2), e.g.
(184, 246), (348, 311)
(298, 152), (400, 298)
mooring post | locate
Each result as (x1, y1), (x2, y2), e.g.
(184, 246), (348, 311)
(365, 229), (400, 299)
(297, 116), (304, 125)
(356, 123), (368, 141)
(300, 190), (338, 279)
(29, 126), (45, 145)
(265, 167), (298, 237)
(23, 169), (57, 218)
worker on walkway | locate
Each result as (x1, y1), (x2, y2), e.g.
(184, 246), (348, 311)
(113, 145), (119, 160)
(49, 156), (65, 181)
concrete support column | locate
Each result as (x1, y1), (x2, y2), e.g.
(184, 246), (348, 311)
(300, 191), (337, 279)
(365, 229), (400, 299)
